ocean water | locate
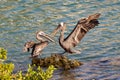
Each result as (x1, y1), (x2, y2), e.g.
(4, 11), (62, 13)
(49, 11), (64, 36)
(0, 0), (120, 79)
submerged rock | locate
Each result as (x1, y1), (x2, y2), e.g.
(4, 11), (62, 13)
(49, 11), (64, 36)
(31, 54), (83, 70)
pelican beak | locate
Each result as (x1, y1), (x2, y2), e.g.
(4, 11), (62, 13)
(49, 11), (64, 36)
(41, 34), (55, 42)
(51, 22), (66, 37)
(51, 24), (61, 37)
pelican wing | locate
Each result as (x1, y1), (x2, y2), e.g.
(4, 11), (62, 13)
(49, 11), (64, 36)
(65, 24), (85, 47)
(32, 42), (48, 57)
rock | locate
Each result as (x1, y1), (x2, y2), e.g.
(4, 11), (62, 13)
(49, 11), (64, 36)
(31, 54), (83, 70)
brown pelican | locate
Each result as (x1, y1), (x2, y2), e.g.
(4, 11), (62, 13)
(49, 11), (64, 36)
(23, 31), (54, 57)
(51, 13), (101, 53)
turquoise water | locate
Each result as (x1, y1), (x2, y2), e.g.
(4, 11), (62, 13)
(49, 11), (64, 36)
(0, 0), (120, 79)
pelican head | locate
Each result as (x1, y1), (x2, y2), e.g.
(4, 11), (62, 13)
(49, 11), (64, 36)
(60, 22), (64, 27)
(51, 22), (66, 36)
(36, 30), (55, 42)
(59, 22), (66, 31)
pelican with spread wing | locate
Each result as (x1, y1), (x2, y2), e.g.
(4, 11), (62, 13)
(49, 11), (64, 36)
(51, 13), (101, 53)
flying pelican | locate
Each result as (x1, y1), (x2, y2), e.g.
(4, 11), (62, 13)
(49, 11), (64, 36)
(23, 31), (55, 57)
(51, 13), (101, 53)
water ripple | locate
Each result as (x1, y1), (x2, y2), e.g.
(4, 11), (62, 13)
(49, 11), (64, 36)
(0, 0), (120, 79)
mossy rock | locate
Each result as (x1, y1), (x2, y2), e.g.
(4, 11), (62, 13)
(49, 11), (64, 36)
(31, 54), (83, 70)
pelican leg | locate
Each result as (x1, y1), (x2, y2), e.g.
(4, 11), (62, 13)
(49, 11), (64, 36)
(29, 55), (38, 58)
(63, 52), (70, 56)
(60, 51), (66, 55)
(39, 55), (42, 58)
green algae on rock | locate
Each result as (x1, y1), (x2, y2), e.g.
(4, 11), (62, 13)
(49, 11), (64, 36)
(32, 54), (83, 70)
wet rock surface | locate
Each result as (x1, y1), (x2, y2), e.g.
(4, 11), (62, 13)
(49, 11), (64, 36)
(31, 54), (83, 70)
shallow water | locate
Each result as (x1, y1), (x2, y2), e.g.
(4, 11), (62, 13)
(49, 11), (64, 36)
(0, 0), (120, 79)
